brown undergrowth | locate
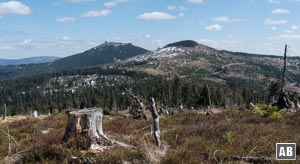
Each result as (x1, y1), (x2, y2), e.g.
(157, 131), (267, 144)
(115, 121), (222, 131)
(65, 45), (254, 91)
(1, 110), (300, 163)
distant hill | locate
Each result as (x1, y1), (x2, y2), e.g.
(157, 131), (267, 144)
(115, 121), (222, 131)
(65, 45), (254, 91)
(125, 40), (300, 86)
(0, 42), (149, 80)
(0, 40), (299, 83)
(164, 40), (199, 48)
(0, 56), (60, 66)
(49, 42), (149, 71)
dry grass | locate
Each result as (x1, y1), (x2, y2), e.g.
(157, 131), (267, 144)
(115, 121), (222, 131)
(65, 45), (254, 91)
(1, 110), (300, 163)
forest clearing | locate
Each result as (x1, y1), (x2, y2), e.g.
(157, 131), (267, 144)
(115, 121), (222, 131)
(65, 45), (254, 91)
(1, 108), (300, 163)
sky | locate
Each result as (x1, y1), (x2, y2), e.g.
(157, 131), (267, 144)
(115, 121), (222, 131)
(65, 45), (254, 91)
(0, 0), (300, 59)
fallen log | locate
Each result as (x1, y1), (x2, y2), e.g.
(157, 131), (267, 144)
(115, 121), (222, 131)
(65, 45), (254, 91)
(231, 156), (272, 164)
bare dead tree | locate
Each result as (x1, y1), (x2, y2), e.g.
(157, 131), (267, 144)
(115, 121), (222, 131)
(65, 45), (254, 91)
(206, 76), (212, 108)
(0, 128), (19, 146)
(281, 44), (287, 92)
(0, 127), (26, 164)
(150, 97), (161, 148)
(2, 103), (6, 120)
(124, 88), (147, 119)
(275, 44), (293, 110)
(205, 75), (213, 115)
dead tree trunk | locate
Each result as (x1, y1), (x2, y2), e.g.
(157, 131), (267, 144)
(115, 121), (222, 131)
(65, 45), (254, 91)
(125, 88), (147, 119)
(275, 44), (293, 110)
(2, 103), (6, 120)
(281, 44), (287, 92)
(150, 97), (161, 148)
(63, 108), (132, 151)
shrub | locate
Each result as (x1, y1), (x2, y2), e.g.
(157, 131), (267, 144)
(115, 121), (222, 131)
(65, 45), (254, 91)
(269, 112), (282, 119)
(252, 104), (280, 118)
(103, 107), (111, 115)
(223, 131), (234, 145)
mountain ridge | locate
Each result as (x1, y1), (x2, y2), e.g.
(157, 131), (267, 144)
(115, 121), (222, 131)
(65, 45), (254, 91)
(0, 56), (60, 66)
(0, 40), (299, 82)
(48, 41), (149, 71)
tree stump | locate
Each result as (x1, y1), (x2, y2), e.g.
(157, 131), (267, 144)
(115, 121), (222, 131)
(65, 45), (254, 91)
(275, 91), (293, 110)
(33, 111), (38, 118)
(63, 108), (132, 151)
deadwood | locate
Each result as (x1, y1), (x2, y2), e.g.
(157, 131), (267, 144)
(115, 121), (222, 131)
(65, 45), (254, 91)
(124, 88), (147, 119)
(275, 44), (293, 110)
(2, 103), (6, 120)
(150, 97), (161, 148)
(231, 156), (272, 164)
(63, 108), (133, 151)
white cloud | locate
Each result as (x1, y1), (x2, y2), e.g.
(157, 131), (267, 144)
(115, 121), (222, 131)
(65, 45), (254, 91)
(285, 30), (293, 34)
(178, 12), (184, 17)
(64, 0), (93, 3)
(104, 0), (128, 8)
(291, 25), (300, 30)
(167, 5), (186, 11)
(137, 12), (176, 20)
(271, 8), (290, 14)
(275, 34), (300, 40)
(19, 39), (52, 49)
(264, 19), (287, 25)
(61, 36), (72, 41)
(284, 25), (300, 34)
(167, 5), (176, 11)
(144, 34), (151, 39)
(81, 10), (112, 18)
(104, 1), (117, 7)
(271, 26), (277, 31)
(0, 1), (31, 16)
(20, 39), (32, 45)
(206, 24), (222, 31)
(198, 38), (292, 56)
(179, 6), (187, 11)
(56, 17), (76, 23)
(269, 0), (280, 4)
(60, 36), (73, 44)
(213, 16), (245, 23)
(151, 40), (165, 47)
(0, 45), (14, 50)
(198, 38), (244, 52)
(187, 0), (204, 4)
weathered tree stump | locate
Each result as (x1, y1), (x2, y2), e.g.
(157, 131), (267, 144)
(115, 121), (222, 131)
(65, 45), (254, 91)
(63, 108), (132, 151)
(275, 91), (293, 110)
(33, 110), (38, 118)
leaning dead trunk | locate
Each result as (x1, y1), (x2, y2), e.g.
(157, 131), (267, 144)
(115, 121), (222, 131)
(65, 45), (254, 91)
(63, 108), (132, 151)
(125, 88), (147, 119)
(275, 44), (293, 110)
(150, 97), (161, 148)
(2, 103), (6, 120)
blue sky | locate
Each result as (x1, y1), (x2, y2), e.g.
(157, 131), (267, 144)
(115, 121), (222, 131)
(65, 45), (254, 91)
(0, 0), (299, 59)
